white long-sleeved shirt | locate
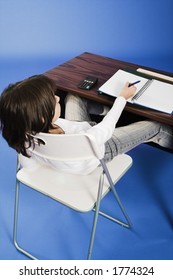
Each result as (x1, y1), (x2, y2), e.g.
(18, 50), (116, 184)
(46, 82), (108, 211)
(19, 96), (126, 174)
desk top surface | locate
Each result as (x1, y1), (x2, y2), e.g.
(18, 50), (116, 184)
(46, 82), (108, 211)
(44, 52), (173, 125)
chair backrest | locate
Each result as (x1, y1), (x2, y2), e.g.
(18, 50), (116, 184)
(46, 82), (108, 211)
(29, 132), (104, 161)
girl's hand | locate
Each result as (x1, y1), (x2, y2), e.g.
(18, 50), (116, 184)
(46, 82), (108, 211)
(119, 82), (137, 100)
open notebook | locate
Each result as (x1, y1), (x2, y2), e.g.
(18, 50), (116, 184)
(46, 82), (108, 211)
(98, 69), (173, 114)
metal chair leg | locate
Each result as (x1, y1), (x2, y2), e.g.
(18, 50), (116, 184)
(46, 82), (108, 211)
(87, 171), (104, 260)
(99, 159), (132, 228)
(13, 179), (37, 260)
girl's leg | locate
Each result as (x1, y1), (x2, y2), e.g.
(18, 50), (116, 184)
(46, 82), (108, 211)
(65, 95), (173, 161)
(104, 120), (173, 162)
(65, 93), (110, 121)
(65, 94), (91, 121)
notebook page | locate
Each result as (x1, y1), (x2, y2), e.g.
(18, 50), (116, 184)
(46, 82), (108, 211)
(98, 70), (148, 100)
(135, 80), (173, 114)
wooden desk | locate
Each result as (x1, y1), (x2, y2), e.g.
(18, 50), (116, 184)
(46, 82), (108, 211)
(44, 52), (173, 125)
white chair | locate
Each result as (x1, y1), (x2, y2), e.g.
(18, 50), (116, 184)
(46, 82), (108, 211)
(13, 132), (133, 260)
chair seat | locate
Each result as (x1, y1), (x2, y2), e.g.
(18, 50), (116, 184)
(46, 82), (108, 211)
(17, 154), (132, 212)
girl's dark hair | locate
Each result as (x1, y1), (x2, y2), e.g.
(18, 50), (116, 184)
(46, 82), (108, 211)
(0, 75), (57, 157)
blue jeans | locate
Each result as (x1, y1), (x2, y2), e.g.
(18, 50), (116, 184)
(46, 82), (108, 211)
(65, 94), (173, 162)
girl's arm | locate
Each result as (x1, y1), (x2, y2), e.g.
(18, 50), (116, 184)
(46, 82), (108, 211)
(86, 83), (136, 145)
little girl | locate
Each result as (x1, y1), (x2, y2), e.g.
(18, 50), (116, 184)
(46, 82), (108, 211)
(0, 75), (172, 174)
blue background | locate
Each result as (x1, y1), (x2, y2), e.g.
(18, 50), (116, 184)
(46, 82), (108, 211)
(0, 0), (173, 91)
(0, 0), (173, 260)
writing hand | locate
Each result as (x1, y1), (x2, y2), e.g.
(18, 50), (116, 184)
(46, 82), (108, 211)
(119, 82), (137, 100)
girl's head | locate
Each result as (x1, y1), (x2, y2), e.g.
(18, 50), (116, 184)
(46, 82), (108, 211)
(0, 75), (60, 156)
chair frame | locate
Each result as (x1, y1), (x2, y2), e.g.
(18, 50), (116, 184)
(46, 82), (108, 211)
(13, 133), (132, 260)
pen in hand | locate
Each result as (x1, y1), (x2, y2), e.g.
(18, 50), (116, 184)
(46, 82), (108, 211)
(128, 80), (141, 87)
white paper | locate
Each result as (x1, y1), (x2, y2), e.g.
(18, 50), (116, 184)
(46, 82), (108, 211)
(98, 70), (173, 114)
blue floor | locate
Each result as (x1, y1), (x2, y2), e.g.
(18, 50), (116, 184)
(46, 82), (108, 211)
(0, 58), (173, 260)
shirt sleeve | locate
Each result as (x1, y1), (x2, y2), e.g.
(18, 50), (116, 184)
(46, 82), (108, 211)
(86, 96), (126, 145)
